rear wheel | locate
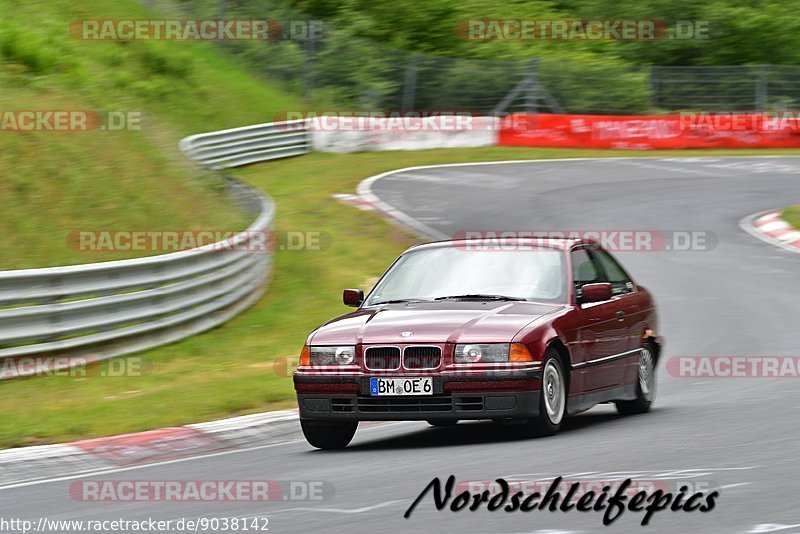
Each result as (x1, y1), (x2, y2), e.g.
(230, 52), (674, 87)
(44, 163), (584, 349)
(615, 343), (657, 415)
(300, 420), (358, 449)
(521, 349), (566, 437)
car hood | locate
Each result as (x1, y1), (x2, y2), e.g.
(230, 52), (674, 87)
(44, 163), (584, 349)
(308, 301), (564, 345)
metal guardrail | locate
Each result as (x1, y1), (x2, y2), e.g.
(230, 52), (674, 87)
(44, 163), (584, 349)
(0, 121), (307, 379)
(180, 119), (311, 169)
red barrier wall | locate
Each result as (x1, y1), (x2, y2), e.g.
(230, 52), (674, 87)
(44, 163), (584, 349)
(498, 113), (800, 149)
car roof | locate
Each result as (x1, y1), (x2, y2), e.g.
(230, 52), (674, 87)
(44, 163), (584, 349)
(404, 236), (589, 254)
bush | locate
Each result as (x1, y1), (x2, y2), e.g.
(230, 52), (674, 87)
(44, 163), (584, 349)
(138, 44), (194, 78)
(0, 24), (59, 74)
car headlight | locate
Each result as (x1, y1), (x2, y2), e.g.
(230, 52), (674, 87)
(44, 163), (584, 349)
(454, 343), (510, 363)
(309, 346), (356, 366)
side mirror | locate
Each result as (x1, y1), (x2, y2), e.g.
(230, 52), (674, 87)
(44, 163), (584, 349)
(343, 289), (364, 307)
(580, 282), (612, 304)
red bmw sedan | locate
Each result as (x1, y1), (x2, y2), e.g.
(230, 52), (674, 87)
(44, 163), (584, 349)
(294, 238), (662, 449)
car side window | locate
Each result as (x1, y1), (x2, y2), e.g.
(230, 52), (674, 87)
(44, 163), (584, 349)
(593, 249), (634, 295)
(571, 248), (605, 301)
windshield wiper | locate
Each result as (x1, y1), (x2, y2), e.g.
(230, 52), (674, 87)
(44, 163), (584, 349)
(433, 294), (526, 301)
(371, 298), (433, 305)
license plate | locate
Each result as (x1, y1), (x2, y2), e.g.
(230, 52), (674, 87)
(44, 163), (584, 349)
(369, 377), (433, 396)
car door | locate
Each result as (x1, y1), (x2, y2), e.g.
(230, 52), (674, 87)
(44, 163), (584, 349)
(570, 247), (628, 391)
(592, 247), (648, 386)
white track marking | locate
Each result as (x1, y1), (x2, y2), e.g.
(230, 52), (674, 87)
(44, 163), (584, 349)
(192, 500), (404, 519)
(719, 483), (751, 490)
(747, 524), (800, 533)
(266, 499), (404, 515)
(501, 467), (756, 482)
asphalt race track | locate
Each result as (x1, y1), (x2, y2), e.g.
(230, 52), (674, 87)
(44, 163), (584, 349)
(3, 157), (800, 534)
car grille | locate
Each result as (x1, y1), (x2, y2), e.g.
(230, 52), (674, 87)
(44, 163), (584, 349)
(403, 346), (442, 369)
(329, 395), (486, 414)
(356, 396), (453, 413)
(331, 398), (354, 413)
(364, 346), (400, 370)
(453, 396), (484, 411)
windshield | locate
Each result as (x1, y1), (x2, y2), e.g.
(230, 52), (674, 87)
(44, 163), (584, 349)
(365, 246), (566, 305)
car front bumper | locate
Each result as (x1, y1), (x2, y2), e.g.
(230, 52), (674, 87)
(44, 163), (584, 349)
(295, 372), (541, 421)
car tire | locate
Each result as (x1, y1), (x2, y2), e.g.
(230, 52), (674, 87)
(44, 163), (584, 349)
(615, 342), (657, 415)
(427, 419), (458, 427)
(300, 420), (358, 449)
(521, 348), (567, 437)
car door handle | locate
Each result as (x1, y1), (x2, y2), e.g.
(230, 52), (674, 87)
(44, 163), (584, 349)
(616, 311), (625, 320)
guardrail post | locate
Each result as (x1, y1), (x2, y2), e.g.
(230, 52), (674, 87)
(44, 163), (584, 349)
(401, 55), (419, 111)
(649, 66), (659, 111)
(525, 58), (540, 113)
(303, 33), (318, 98)
(755, 65), (769, 111)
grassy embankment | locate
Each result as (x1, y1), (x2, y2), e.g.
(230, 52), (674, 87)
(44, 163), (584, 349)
(0, 0), (301, 268)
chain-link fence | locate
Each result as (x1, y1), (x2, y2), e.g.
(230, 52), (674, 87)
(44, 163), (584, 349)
(649, 65), (800, 112)
(174, 0), (800, 115)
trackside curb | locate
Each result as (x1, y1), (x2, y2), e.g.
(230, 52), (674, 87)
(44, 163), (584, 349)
(740, 209), (800, 253)
(0, 409), (300, 488)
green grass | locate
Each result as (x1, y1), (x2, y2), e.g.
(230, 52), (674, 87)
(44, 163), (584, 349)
(3, 146), (800, 447)
(0, 0), (303, 268)
(782, 205), (800, 229)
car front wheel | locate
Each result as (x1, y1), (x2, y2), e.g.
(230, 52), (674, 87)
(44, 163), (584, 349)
(300, 420), (358, 449)
(615, 342), (657, 415)
(521, 349), (566, 437)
